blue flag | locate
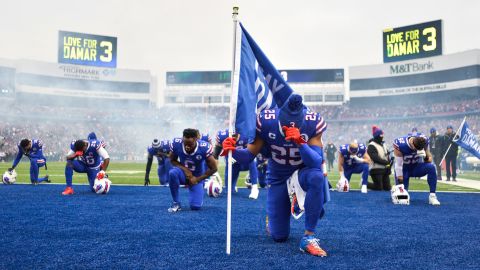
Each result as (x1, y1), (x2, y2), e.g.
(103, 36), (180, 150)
(230, 22), (293, 143)
(453, 120), (480, 159)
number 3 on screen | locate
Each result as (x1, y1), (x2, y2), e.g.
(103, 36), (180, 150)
(422, 27), (436, 52)
(100, 41), (113, 62)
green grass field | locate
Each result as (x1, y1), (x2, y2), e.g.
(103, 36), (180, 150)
(458, 172), (480, 181)
(0, 160), (480, 192)
(2, 160), (478, 192)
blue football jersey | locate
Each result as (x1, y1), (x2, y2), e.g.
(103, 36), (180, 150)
(170, 138), (213, 177)
(147, 140), (171, 165)
(393, 135), (429, 166)
(201, 133), (212, 145)
(339, 143), (367, 167)
(256, 108), (327, 182)
(256, 153), (268, 163)
(19, 139), (45, 159)
(13, 139), (46, 167)
(70, 139), (104, 168)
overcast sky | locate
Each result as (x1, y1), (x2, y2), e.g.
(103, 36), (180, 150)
(1, 0), (479, 81)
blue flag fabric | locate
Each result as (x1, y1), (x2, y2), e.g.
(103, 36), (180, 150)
(453, 121), (480, 159)
(230, 22), (293, 143)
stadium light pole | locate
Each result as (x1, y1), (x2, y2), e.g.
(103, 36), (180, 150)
(226, 5), (239, 255)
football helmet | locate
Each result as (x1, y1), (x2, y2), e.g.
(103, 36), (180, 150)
(391, 184), (410, 205)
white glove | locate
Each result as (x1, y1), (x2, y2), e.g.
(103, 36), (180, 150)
(353, 156), (365, 163)
(416, 150), (426, 158)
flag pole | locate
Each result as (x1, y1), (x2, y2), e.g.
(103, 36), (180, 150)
(438, 116), (466, 166)
(226, 5), (239, 255)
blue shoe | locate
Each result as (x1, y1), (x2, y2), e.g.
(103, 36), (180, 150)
(299, 235), (327, 257)
(168, 202), (181, 213)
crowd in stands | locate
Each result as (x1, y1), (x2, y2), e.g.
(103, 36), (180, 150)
(1, 97), (479, 162)
(311, 98), (480, 120)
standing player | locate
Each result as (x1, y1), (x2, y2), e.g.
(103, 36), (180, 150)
(337, 142), (371, 193)
(222, 94), (329, 257)
(214, 129), (260, 199)
(392, 134), (440, 205)
(168, 128), (217, 212)
(62, 138), (110, 195)
(145, 139), (172, 186)
(9, 138), (49, 184)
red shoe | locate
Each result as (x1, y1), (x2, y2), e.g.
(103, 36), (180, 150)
(62, 187), (74, 195)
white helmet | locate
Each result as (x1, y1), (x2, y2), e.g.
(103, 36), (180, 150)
(3, 170), (17, 184)
(336, 177), (349, 192)
(93, 178), (112, 194)
(391, 184), (410, 205)
(206, 180), (222, 197)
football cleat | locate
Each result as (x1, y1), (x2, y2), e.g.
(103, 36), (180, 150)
(45, 175), (51, 183)
(299, 235), (327, 257)
(361, 184), (367, 194)
(249, 184), (259, 199)
(168, 202), (181, 213)
(429, 194), (440, 206)
(62, 187), (74, 195)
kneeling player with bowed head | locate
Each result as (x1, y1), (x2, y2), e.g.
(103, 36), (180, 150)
(222, 94), (329, 257)
(145, 139), (172, 186)
(337, 142), (371, 193)
(392, 134), (440, 205)
(167, 128), (218, 212)
(62, 139), (110, 195)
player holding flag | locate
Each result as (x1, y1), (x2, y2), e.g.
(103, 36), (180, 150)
(222, 94), (329, 257)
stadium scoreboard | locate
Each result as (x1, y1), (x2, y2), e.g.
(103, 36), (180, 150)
(383, 20), (442, 63)
(58, 31), (117, 68)
(166, 71), (231, 84)
(166, 70), (343, 85)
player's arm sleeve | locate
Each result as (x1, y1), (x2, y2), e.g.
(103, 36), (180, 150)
(394, 148), (404, 177)
(12, 150), (23, 168)
(213, 144), (223, 160)
(232, 149), (256, 164)
(298, 144), (323, 169)
(97, 146), (110, 159)
(232, 136), (264, 164)
(145, 154), (153, 175)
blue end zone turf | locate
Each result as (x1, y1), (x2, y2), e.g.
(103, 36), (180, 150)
(0, 185), (479, 269)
